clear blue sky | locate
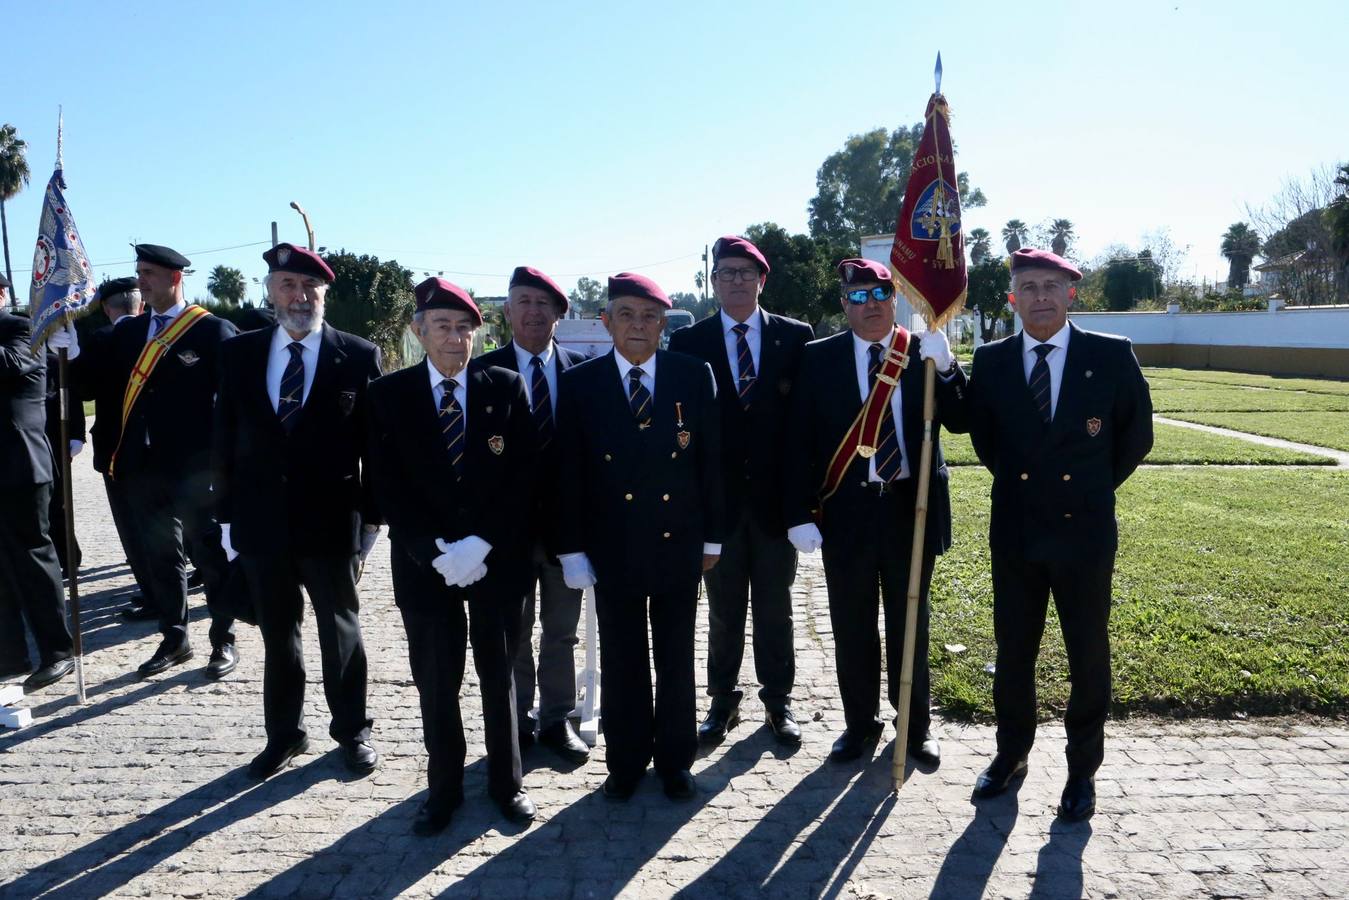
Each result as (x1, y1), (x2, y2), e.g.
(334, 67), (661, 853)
(5, 0), (1346, 305)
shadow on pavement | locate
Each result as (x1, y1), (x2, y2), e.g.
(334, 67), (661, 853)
(1028, 819), (1092, 899)
(928, 785), (1022, 899)
(0, 668), (200, 750)
(0, 760), (336, 899)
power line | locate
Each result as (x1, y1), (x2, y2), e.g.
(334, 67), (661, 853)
(7, 240), (274, 275)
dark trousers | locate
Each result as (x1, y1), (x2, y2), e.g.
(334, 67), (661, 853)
(399, 584), (523, 806)
(992, 550), (1114, 778)
(821, 481), (934, 737)
(703, 510), (797, 711)
(0, 483), (73, 669)
(595, 578), (698, 780)
(244, 553), (371, 748)
(120, 464), (233, 649)
(513, 543), (583, 731)
(47, 463), (81, 579)
(104, 473), (155, 605)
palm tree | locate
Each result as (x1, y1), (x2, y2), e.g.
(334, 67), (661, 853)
(206, 265), (247, 306)
(967, 227), (992, 264)
(1002, 219), (1028, 255)
(1050, 219), (1075, 257)
(1220, 222), (1261, 288)
(0, 124), (32, 310)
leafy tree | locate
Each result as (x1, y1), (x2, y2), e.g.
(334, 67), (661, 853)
(693, 270), (706, 301)
(1326, 165), (1349, 299)
(322, 250), (415, 366)
(744, 222), (849, 328)
(967, 227), (992, 264)
(966, 257), (1011, 342)
(669, 290), (716, 320)
(0, 124), (30, 309)
(1220, 222), (1261, 288)
(567, 276), (607, 317)
(807, 125), (986, 252)
(1001, 219), (1028, 255)
(206, 265), (247, 306)
(1101, 252), (1160, 311)
(1050, 219), (1074, 257)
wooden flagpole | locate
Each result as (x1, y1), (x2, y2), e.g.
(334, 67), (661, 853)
(57, 349), (86, 704)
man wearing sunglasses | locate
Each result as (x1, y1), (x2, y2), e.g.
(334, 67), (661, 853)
(783, 258), (968, 765)
(668, 236), (814, 746)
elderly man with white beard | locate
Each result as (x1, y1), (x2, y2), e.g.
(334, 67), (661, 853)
(212, 243), (385, 779)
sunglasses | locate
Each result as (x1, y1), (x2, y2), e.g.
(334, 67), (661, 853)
(844, 285), (894, 305)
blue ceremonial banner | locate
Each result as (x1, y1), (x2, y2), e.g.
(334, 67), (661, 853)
(28, 163), (95, 353)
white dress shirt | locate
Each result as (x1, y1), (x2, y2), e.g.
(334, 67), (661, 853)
(145, 301), (187, 341)
(720, 307), (762, 381)
(851, 331), (911, 482)
(427, 356), (469, 426)
(1020, 322), (1071, 420)
(266, 326), (323, 411)
(512, 340), (558, 414)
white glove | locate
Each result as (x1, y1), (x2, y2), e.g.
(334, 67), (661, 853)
(787, 522), (823, 554)
(432, 538), (460, 581)
(220, 523), (240, 562)
(69, 440), (84, 458)
(453, 563), (488, 589)
(918, 328), (953, 373)
(359, 526), (381, 562)
(433, 536), (492, 587)
(46, 322), (81, 360)
(559, 553), (597, 590)
(452, 535), (491, 571)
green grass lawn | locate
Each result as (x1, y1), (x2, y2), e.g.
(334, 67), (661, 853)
(941, 422), (1334, 466)
(1164, 411), (1349, 453)
(928, 467), (1349, 720)
(1143, 367), (1349, 396)
(1148, 382), (1349, 413)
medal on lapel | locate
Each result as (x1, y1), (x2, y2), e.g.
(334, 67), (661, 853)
(488, 435), (505, 455)
(177, 349), (200, 367)
(1086, 417), (1102, 437)
(675, 401), (691, 450)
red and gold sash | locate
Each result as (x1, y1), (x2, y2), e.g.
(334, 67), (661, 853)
(818, 325), (911, 507)
(108, 305), (212, 479)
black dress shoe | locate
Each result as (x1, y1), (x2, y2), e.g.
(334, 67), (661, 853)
(766, 709), (802, 745)
(342, 740), (379, 774)
(495, 790), (537, 823)
(828, 720), (884, 763)
(412, 798), (462, 836)
(908, 730), (941, 766)
(121, 599), (158, 622)
(203, 644), (237, 680)
(22, 658), (75, 692)
(602, 772), (641, 801)
(661, 769), (696, 801)
(137, 640), (193, 677)
(538, 719), (590, 764)
(972, 753), (1029, 799)
(697, 703), (741, 744)
(1058, 776), (1096, 821)
(0, 660), (32, 679)
(248, 737), (309, 779)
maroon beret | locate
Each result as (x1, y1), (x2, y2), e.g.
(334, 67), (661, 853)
(414, 277), (483, 325)
(607, 272), (671, 309)
(837, 258), (892, 284)
(1010, 248), (1082, 282)
(509, 266), (568, 313)
(263, 243), (335, 283)
(712, 235), (770, 276)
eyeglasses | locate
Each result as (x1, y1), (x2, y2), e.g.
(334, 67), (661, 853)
(713, 267), (760, 283)
(844, 285), (894, 305)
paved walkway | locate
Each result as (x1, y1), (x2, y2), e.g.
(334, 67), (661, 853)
(2, 452), (1347, 899)
(1154, 416), (1349, 467)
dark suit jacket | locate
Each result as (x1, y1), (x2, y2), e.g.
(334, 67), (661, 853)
(969, 321), (1153, 563)
(43, 349), (86, 458)
(784, 329), (970, 556)
(476, 340), (586, 555)
(367, 358), (537, 614)
(0, 312), (54, 487)
(75, 307), (237, 488)
(79, 323), (124, 473)
(555, 349), (724, 592)
(213, 323), (383, 557)
(668, 309), (814, 536)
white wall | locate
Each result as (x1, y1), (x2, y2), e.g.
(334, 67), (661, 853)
(860, 234), (923, 331)
(1069, 306), (1349, 350)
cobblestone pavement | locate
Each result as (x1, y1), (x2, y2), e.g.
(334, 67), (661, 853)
(2, 452), (1347, 899)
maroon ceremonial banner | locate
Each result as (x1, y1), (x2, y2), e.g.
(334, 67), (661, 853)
(888, 92), (967, 329)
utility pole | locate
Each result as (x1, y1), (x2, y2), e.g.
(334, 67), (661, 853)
(702, 244), (710, 302)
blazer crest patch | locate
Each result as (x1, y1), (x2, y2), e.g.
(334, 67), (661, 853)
(1086, 417), (1102, 437)
(488, 435), (505, 455)
(676, 431), (691, 450)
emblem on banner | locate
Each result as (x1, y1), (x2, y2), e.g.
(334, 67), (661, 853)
(488, 435), (505, 455)
(1086, 417), (1102, 437)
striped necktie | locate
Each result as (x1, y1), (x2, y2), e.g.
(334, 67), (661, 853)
(277, 342), (305, 433)
(439, 378), (465, 479)
(1029, 344), (1054, 425)
(530, 356), (554, 449)
(732, 321), (757, 410)
(628, 366), (652, 429)
(868, 343), (903, 482)
(150, 314), (170, 339)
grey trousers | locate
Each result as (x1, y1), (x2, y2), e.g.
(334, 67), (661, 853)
(512, 543), (583, 731)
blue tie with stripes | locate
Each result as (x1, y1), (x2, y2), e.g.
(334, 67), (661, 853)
(439, 378), (465, 479)
(277, 342), (305, 433)
(868, 343), (903, 482)
(628, 366), (652, 429)
(530, 356), (554, 449)
(1030, 344), (1054, 425)
(732, 321), (757, 410)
